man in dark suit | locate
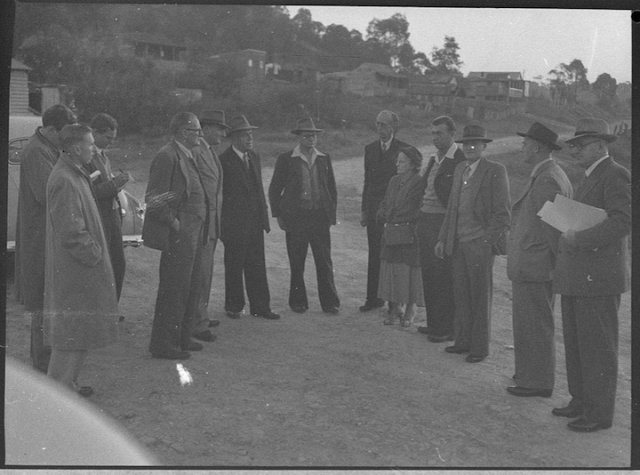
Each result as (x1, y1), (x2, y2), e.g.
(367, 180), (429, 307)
(219, 115), (279, 320)
(360, 110), (410, 312)
(506, 122), (573, 398)
(269, 117), (340, 315)
(552, 118), (630, 432)
(189, 110), (228, 342)
(435, 123), (511, 363)
(416, 116), (465, 342)
(142, 112), (211, 359)
(85, 113), (129, 301)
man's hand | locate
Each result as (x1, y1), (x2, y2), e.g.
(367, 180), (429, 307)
(171, 218), (180, 232)
(277, 217), (287, 232)
(113, 172), (130, 190)
(434, 241), (444, 259)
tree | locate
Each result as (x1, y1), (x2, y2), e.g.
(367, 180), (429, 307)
(365, 13), (419, 72)
(430, 36), (462, 74)
(549, 59), (588, 105)
(592, 72), (617, 109)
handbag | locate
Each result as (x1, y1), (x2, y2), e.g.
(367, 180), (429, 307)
(384, 223), (415, 246)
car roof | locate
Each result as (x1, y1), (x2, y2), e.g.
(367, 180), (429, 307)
(9, 115), (42, 141)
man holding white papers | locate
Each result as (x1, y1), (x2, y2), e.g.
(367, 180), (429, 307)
(553, 118), (630, 432)
(506, 122), (572, 398)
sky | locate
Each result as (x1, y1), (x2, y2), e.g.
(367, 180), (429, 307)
(287, 6), (632, 83)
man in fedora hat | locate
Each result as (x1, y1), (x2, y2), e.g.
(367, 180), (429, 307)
(143, 111), (212, 359)
(219, 115), (279, 320)
(435, 122), (510, 363)
(269, 117), (340, 315)
(415, 115), (466, 342)
(505, 122), (573, 398)
(552, 118), (630, 432)
(189, 110), (229, 342)
(359, 110), (411, 313)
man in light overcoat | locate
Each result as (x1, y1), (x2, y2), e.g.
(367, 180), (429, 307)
(552, 118), (630, 432)
(506, 122), (572, 398)
(15, 104), (76, 372)
(44, 124), (119, 396)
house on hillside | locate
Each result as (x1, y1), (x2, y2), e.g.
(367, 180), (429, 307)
(208, 49), (267, 84)
(10, 59), (34, 115)
(322, 62), (408, 97)
(407, 73), (461, 107)
(268, 40), (336, 84)
(466, 71), (529, 101)
(119, 32), (188, 74)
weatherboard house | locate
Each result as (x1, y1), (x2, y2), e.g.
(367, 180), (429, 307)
(323, 62), (408, 98)
(466, 71), (529, 101)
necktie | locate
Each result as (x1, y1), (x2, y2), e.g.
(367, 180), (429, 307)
(381, 142), (387, 152)
(462, 166), (472, 185)
(243, 153), (250, 171)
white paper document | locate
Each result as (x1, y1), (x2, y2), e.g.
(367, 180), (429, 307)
(537, 194), (607, 233)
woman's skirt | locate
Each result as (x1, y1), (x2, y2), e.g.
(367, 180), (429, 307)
(377, 260), (425, 306)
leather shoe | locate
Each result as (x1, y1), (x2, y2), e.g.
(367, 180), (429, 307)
(417, 326), (433, 335)
(428, 333), (454, 343)
(323, 306), (340, 315)
(253, 310), (281, 320)
(506, 386), (552, 398)
(76, 386), (94, 397)
(226, 310), (242, 319)
(290, 305), (308, 313)
(567, 418), (611, 432)
(445, 345), (469, 354)
(151, 348), (191, 360)
(552, 405), (583, 418)
(208, 319), (220, 328)
(465, 354), (485, 363)
(182, 340), (203, 351)
(359, 299), (384, 312)
(193, 330), (217, 342)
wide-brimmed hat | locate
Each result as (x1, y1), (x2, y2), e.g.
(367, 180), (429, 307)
(455, 123), (492, 143)
(565, 118), (617, 144)
(291, 117), (323, 135)
(517, 122), (561, 150)
(227, 115), (258, 135)
(200, 110), (230, 130)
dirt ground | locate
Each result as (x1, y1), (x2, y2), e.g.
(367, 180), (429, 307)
(4, 135), (631, 467)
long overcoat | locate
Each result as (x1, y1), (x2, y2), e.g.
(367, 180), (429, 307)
(15, 128), (60, 311)
(507, 159), (573, 282)
(43, 154), (119, 350)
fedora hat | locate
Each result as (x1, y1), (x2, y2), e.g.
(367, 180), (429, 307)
(455, 123), (492, 143)
(200, 110), (230, 130)
(517, 122), (561, 150)
(291, 117), (323, 135)
(227, 115), (258, 135)
(565, 118), (617, 144)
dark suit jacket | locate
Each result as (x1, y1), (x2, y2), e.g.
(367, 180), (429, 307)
(553, 157), (630, 296)
(507, 159), (573, 283)
(85, 148), (122, 225)
(421, 146), (466, 208)
(438, 158), (511, 256)
(219, 146), (270, 242)
(268, 149), (337, 225)
(142, 141), (194, 251)
(361, 137), (410, 221)
(193, 138), (223, 240)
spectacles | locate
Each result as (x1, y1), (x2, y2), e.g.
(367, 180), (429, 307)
(301, 134), (317, 139)
(462, 143), (483, 149)
(184, 128), (203, 135)
(568, 139), (600, 151)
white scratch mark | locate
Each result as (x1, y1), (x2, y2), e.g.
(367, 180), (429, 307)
(176, 363), (193, 386)
(588, 27), (599, 72)
(436, 447), (445, 462)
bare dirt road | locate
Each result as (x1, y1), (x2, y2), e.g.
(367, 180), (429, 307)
(5, 136), (631, 467)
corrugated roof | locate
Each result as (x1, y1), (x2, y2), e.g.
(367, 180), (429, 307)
(467, 71), (522, 81)
(11, 58), (31, 71)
